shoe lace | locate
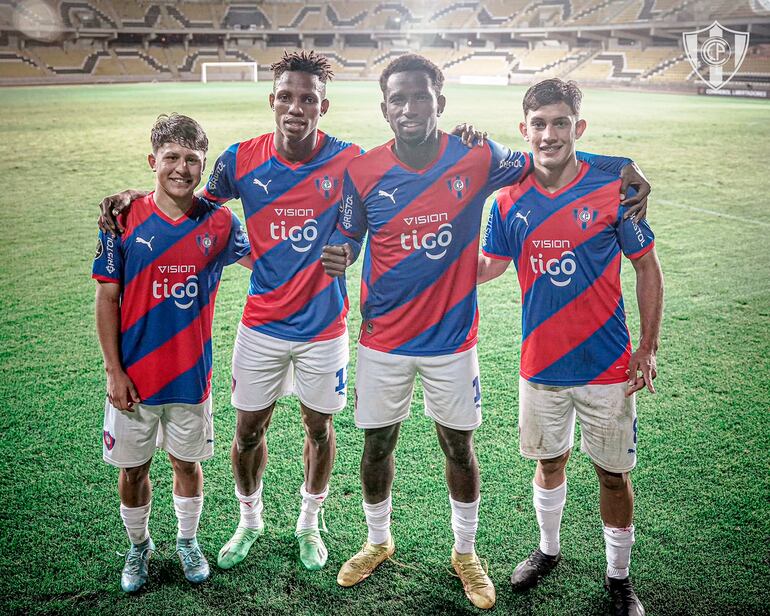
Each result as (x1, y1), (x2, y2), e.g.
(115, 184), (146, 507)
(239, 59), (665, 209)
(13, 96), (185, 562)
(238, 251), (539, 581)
(451, 556), (491, 591)
(177, 544), (203, 568)
(120, 545), (151, 575)
(348, 543), (393, 573)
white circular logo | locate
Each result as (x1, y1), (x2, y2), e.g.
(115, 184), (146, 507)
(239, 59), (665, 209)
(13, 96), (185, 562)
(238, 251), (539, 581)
(702, 37), (731, 67)
(578, 210), (592, 223)
(321, 179), (333, 191)
(453, 179), (464, 191)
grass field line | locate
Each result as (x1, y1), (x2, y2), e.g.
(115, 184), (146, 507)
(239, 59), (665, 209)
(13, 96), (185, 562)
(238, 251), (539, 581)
(657, 199), (770, 227)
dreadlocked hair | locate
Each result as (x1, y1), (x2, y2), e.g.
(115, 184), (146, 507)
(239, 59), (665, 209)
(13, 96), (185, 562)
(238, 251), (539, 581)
(270, 50), (334, 83)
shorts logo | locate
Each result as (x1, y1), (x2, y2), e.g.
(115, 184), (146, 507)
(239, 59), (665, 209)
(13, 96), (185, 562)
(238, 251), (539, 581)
(196, 232), (217, 256)
(94, 237), (103, 260)
(573, 206), (597, 231)
(314, 175), (339, 199)
(447, 176), (470, 199)
(103, 430), (116, 451)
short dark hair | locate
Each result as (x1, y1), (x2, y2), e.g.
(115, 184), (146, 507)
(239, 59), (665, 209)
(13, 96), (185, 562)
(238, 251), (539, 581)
(379, 53), (445, 95)
(150, 113), (208, 153)
(270, 49), (334, 85)
(523, 79), (582, 116)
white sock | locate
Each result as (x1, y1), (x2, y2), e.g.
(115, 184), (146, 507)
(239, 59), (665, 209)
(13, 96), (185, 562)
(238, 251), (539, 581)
(533, 480), (566, 556)
(173, 494), (203, 539)
(604, 524), (634, 579)
(296, 483), (328, 532)
(363, 496), (392, 545)
(450, 496), (480, 555)
(120, 502), (151, 545)
(236, 483), (263, 529)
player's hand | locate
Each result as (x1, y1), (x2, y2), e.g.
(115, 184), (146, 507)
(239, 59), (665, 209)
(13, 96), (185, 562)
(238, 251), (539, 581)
(98, 189), (148, 236)
(107, 368), (141, 411)
(321, 244), (352, 277)
(619, 162), (650, 222)
(626, 348), (657, 396)
(451, 123), (487, 148)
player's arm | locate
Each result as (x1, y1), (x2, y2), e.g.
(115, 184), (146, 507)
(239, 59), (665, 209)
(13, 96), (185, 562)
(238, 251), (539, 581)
(98, 189), (150, 235)
(626, 247), (664, 396)
(576, 152), (651, 221)
(322, 172), (367, 278)
(237, 255), (253, 270)
(95, 281), (140, 411)
(477, 254), (510, 284)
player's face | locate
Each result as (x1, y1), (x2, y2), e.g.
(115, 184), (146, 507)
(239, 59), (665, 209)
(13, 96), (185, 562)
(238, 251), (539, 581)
(148, 142), (205, 201)
(520, 102), (587, 170)
(270, 71), (329, 143)
(381, 71), (446, 146)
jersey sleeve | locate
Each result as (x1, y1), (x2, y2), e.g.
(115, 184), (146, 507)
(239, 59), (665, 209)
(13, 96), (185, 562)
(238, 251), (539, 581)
(485, 139), (532, 191)
(92, 229), (123, 284)
(615, 189), (655, 259)
(329, 170), (367, 261)
(220, 211), (251, 266)
(202, 144), (239, 203)
(576, 151), (632, 177)
(481, 199), (513, 261)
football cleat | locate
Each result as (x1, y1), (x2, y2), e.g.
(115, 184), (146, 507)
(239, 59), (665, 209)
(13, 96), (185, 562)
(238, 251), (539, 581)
(451, 548), (496, 610)
(120, 537), (155, 593)
(337, 537), (395, 587)
(605, 575), (646, 616)
(217, 524), (264, 570)
(510, 548), (561, 590)
(176, 536), (210, 584)
(296, 529), (328, 570)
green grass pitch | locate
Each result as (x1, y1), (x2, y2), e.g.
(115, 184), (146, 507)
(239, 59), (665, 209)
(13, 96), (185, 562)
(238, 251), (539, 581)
(0, 81), (768, 615)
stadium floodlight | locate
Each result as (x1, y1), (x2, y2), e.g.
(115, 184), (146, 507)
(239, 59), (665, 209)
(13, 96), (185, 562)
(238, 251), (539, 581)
(201, 61), (258, 83)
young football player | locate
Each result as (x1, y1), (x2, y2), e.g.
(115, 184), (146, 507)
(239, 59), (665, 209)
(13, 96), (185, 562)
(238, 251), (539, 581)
(93, 113), (250, 592)
(478, 79), (664, 616)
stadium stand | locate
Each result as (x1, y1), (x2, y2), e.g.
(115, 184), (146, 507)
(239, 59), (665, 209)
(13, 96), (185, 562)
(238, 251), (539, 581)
(0, 0), (767, 94)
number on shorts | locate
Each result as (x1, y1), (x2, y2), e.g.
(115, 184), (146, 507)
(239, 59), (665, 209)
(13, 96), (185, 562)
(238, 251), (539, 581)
(472, 375), (481, 406)
(335, 367), (347, 396)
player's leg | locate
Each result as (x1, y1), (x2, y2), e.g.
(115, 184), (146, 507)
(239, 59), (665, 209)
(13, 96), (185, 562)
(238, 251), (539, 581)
(220, 324), (291, 569)
(511, 378), (575, 591)
(292, 334), (348, 570)
(337, 344), (414, 587)
(159, 397), (215, 584)
(576, 383), (643, 616)
(420, 347), (493, 609)
(104, 399), (159, 593)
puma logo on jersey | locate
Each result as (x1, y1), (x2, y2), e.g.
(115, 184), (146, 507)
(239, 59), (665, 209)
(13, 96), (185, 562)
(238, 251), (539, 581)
(253, 178), (272, 194)
(378, 188), (398, 204)
(515, 210), (531, 227)
(135, 236), (155, 251)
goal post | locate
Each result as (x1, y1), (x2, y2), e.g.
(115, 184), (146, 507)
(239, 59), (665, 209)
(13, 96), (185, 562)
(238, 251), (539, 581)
(201, 61), (258, 83)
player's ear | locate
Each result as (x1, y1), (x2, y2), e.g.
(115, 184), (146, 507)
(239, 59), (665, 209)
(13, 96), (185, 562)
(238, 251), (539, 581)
(519, 121), (529, 141)
(575, 118), (587, 139)
(436, 94), (446, 117)
(380, 100), (387, 121)
(269, 92), (275, 110)
(320, 98), (330, 116)
(148, 153), (157, 171)
(201, 156), (207, 174)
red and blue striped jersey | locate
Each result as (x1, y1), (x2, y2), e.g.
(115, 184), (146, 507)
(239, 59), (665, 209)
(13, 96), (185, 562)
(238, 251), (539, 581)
(332, 132), (531, 356)
(202, 131), (363, 342)
(92, 194), (250, 405)
(482, 161), (655, 385)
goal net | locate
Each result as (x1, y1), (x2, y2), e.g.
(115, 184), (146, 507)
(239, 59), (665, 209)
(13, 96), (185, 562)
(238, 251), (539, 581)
(201, 61), (258, 83)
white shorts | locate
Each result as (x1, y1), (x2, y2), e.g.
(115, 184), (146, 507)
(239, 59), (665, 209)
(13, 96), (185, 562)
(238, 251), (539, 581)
(518, 377), (637, 473)
(354, 344), (482, 431)
(102, 396), (214, 468)
(231, 323), (349, 414)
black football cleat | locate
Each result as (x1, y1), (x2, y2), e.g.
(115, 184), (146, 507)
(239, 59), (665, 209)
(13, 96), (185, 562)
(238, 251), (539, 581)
(510, 548), (561, 591)
(605, 575), (646, 616)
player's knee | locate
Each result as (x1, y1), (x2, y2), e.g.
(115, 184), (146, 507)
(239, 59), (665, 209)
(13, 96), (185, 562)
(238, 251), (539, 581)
(169, 456), (198, 477)
(121, 462), (151, 485)
(235, 414), (269, 451)
(539, 452), (570, 477)
(596, 466), (629, 491)
(363, 430), (397, 463)
(443, 438), (476, 468)
(307, 421), (332, 446)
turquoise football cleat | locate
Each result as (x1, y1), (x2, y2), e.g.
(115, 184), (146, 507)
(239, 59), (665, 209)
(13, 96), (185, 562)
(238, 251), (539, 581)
(296, 506), (328, 570)
(217, 524), (264, 569)
(176, 536), (210, 584)
(120, 537), (155, 593)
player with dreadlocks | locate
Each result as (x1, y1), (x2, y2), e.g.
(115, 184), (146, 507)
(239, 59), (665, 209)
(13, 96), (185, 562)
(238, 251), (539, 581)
(98, 50), (363, 572)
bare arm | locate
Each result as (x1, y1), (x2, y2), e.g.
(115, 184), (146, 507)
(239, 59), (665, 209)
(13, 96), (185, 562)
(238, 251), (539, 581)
(626, 247), (664, 396)
(477, 254), (511, 285)
(237, 254), (253, 270)
(98, 189), (150, 235)
(321, 244), (354, 278)
(95, 281), (140, 410)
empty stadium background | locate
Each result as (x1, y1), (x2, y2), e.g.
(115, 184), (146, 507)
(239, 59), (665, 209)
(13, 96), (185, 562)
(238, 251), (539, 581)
(1, 0), (769, 95)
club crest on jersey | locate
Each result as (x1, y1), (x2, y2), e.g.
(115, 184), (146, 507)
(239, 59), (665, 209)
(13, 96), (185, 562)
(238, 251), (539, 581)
(103, 430), (115, 451)
(314, 175), (338, 199)
(447, 176), (470, 199)
(573, 206), (597, 230)
(196, 232), (217, 256)
(94, 237), (103, 260)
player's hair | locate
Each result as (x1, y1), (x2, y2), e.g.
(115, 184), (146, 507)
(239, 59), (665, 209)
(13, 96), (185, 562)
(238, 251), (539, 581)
(270, 50), (334, 86)
(523, 79), (583, 116)
(150, 113), (208, 153)
(379, 53), (445, 95)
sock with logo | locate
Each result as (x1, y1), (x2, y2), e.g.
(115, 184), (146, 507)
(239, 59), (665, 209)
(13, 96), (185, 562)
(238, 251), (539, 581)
(604, 524), (635, 579)
(296, 483), (328, 532)
(236, 483), (263, 529)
